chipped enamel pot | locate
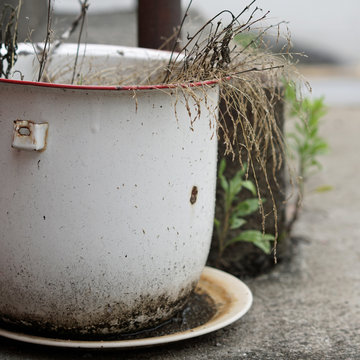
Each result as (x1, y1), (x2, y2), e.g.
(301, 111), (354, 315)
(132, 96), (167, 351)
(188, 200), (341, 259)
(0, 44), (219, 337)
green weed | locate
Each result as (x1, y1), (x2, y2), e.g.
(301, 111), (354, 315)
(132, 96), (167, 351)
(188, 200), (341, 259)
(285, 81), (329, 231)
(214, 158), (275, 257)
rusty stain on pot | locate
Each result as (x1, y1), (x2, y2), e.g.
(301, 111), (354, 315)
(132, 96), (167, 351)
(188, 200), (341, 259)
(190, 186), (198, 204)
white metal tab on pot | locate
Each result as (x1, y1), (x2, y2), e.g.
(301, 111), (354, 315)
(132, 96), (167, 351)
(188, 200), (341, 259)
(12, 120), (48, 151)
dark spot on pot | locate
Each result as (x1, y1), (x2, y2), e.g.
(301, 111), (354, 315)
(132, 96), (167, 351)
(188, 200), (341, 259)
(43, 216), (46, 220)
(190, 186), (198, 205)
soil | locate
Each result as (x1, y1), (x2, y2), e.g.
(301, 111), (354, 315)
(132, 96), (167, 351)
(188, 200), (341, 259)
(113, 291), (216, 341)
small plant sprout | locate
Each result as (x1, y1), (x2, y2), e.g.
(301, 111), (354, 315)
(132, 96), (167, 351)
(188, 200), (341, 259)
(214, 158), (275, 257)
(285, 81), (329, 232)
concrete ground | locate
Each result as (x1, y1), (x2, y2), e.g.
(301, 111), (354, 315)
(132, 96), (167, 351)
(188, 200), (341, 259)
(1, 9), (359, 360)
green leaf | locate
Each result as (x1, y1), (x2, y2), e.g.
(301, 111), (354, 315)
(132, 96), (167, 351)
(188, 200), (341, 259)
(225, 230), (275, 254)
(234, 33), (258, 48)
(227, 165), (249, 204)
(310, 158), (322, 170)
(309, 126), (318, 138)
(241, 180), (257, 195)
(287, 133), (302, 149)
(295, 122), (304, 135)
(234, 198), (259, 217)
(284, 80), (328, 186)
(314, 185), (333, 193)
(218, 159), (229, 194)
(284, 81), (298, 105)
(219, 176), (229, 193)
(229, 172), (243, 199)
(218, 158), (226, 178)
(214, 218), (222, 238)
(312, 140), (329, 154)
(238, 163), (248, 177)
(252, 239), (272, 254)
(229, 217), (247, 230)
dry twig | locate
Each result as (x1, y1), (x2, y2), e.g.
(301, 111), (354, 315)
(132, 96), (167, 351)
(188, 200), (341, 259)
(37, 0), (53, 81)
(0, 0), (22, 78)
(71, 0), (89, 84)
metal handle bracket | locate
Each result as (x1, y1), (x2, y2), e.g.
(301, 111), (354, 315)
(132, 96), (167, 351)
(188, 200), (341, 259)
(12, 120), (49, 151)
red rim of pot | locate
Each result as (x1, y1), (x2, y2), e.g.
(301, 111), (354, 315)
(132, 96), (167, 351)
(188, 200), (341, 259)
(0, 77), (224, 91)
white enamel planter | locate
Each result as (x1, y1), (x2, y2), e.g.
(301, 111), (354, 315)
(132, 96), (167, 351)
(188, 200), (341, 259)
(0, 44), (219, 337)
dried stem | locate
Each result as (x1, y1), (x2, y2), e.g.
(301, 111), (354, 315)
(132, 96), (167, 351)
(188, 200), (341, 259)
(163, 0), (193, 83)
(71, 0), (89, 84)
(38, 0), (52, 82)
(53, 2), (89, 50)
(0, 0), (22, 78)
(10, 0), (21, 73)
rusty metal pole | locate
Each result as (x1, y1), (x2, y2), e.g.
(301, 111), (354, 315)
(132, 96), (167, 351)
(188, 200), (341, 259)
(137, 0), (181, 50)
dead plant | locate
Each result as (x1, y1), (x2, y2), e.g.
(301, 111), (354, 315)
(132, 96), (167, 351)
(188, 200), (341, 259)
(4, 0), (301, 260)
